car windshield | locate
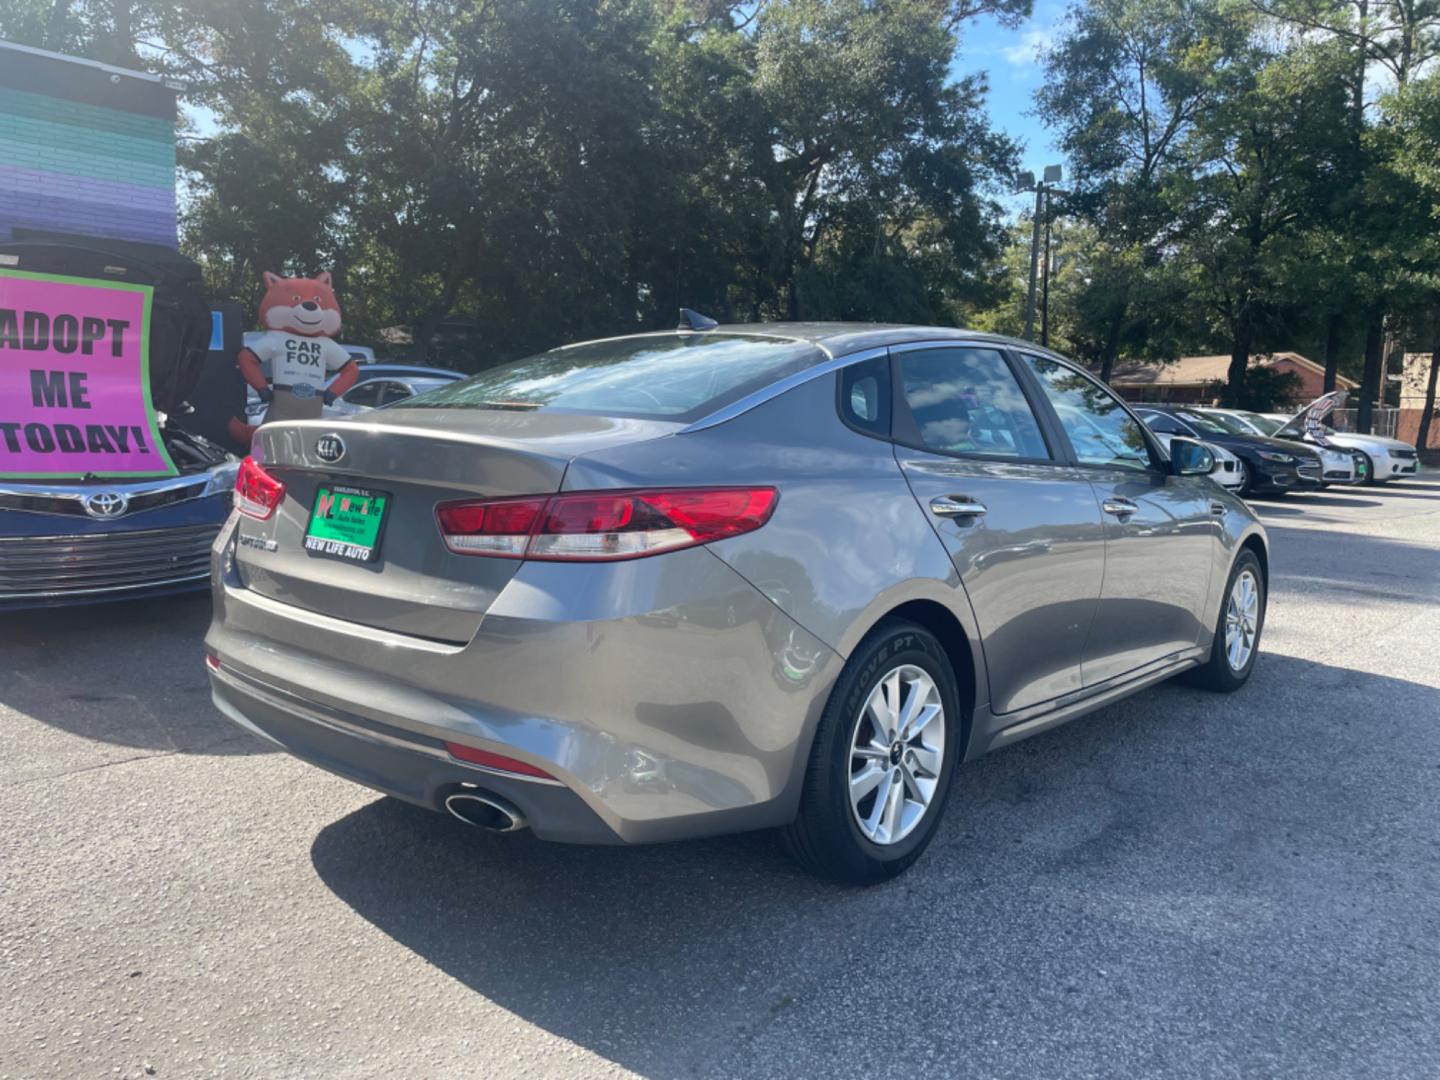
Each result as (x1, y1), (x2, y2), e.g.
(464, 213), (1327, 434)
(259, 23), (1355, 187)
(1237, 412), (1284, 435)
(403, 333), (822, 421)
(1194, 410), (1255, 435)
(1172, 410), (1231, 435)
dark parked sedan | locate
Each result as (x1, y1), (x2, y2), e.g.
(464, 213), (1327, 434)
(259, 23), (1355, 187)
(206, 322), (1268, 883)
(1133, 405), (1324, 495)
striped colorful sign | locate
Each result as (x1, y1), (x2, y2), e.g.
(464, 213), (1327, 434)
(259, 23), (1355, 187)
(0, 61), (178, 248)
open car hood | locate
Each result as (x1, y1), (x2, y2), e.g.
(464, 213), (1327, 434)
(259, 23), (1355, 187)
(0, 236), (212, 415)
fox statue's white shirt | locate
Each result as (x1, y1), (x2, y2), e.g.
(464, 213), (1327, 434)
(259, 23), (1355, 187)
(247, 330), (352, 422)
(247, 330), (352, 392)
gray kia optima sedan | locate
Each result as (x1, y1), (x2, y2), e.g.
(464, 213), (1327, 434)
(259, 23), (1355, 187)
(205, 322), (1268, 883)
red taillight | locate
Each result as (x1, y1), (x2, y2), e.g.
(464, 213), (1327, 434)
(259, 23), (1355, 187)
(235, 455), (285, 520)
(204, 653), (221, 671)
(435, 497), (547, 557)
(444, 741), (557, 780)
(435, 487), (778, 561)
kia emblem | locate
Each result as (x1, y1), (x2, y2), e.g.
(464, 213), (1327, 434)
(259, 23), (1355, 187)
(315, 434), (346, 463)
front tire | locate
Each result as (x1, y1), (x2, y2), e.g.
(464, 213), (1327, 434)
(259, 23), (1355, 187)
(1184, 549), (1265, 693)
(1360, 451), (1378, 486)
(782, 619), (961, 885)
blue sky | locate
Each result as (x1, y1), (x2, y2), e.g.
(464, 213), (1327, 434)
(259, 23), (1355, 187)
(952, 0), (1070, 209)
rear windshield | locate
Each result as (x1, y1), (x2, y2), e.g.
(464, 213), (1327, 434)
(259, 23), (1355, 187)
(402, 333), (823, 421)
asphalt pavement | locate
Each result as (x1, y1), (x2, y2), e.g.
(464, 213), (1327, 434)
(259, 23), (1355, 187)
(3, 475), (1439, 1079)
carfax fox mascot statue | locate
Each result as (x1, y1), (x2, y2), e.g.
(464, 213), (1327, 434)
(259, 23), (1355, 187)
(236, 271), (359, 430)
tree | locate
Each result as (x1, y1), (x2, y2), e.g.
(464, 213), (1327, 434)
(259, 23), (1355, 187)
(1165, 38), (1352, 404)
(1385, 71), (1440, 449)
(1035, 0), (1237, 381)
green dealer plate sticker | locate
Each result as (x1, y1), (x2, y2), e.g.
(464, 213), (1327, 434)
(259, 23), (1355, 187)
(304, 485), (390, 563)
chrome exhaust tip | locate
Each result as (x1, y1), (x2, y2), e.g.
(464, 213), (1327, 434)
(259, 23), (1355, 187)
(444, 791), (528, 833)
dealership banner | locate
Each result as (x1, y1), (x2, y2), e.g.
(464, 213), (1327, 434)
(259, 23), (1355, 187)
(0, 268), (175, 479)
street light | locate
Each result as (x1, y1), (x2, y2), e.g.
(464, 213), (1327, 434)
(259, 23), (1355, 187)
(1020, 164), (1064, 343)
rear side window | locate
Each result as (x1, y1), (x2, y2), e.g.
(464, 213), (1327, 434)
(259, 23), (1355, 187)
(839, 355), (890, 436)
(403, 334), (822, 421)
(1137, 410), (1188, 435)
(896, 347), (1050, 459)
(342, 381), (384, 407)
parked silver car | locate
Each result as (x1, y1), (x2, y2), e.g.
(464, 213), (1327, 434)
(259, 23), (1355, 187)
(205, 324), (1268, 882)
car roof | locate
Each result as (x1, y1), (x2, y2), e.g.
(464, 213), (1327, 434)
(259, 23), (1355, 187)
(557, 322), (1072, 364)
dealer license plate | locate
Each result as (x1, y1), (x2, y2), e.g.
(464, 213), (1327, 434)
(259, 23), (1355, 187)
(304, 484), (390, 563)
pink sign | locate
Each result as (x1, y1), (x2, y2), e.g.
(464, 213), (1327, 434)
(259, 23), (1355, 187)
(0, 269), (175, 479)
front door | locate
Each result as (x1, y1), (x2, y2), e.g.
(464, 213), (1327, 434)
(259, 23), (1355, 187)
(1019, 354), (1217, 685)
(890, 344), (1108, 715)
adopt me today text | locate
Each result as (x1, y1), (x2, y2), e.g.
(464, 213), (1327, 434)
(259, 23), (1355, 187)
(0, 305), (153, 458)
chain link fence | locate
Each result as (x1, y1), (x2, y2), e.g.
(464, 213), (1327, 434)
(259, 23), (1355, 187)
(1330, 407), (1398, 439)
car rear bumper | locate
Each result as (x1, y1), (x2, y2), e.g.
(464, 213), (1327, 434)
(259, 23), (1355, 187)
(205, 524), (842, 844)
(210, 664), (621, 842)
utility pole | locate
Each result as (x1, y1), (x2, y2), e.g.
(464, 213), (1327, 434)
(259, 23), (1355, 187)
(1023, 183), (1043, 342)
(1022, 165), (1063, 343)
(1041, 189), (1053, 348)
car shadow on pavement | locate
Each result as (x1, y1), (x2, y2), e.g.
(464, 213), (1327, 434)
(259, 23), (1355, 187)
(1259, 492), (1384, 509)
(310, 651), (1440, 1077)
(0, 592), (271, 757)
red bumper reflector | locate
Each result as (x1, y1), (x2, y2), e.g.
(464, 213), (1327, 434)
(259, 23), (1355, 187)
(205, 653), (221, 671)
(444, 741), (556, 780)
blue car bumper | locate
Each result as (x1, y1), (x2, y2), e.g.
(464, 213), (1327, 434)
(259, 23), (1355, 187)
(0, 494), (231, 610)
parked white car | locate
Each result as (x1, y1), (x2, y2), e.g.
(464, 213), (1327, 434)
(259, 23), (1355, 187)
(1269, 412), (1419, 484)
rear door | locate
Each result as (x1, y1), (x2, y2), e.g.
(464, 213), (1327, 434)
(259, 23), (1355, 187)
(1019, 355), (1217, 685)
(889, 343), (1107, 715)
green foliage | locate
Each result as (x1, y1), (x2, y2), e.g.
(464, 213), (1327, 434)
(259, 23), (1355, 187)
(1, 0), (1027, 364)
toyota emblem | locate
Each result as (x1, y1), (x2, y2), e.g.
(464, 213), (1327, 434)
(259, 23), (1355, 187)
(315, 434), (346, 463)
(84, 491), (130, 519)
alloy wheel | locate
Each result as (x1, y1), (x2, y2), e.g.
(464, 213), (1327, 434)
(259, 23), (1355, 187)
(847, 664), (946, 846)
(1224, 569), (1260, 671)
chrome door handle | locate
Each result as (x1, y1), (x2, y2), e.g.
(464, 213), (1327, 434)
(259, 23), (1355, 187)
(929, 496), (987, 518)
(1210, 501), (1227, 516)
(1102, 497), (1137, 517)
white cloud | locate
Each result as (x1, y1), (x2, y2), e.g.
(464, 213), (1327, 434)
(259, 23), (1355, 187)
(1001, 27), (1056, 67)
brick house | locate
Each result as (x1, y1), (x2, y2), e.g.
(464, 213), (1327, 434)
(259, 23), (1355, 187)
(0, 40), (179, 247)
(1104, 352), (1358, 406)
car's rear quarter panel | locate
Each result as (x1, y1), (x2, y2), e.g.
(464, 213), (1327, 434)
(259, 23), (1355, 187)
(563, 370), (990, 717)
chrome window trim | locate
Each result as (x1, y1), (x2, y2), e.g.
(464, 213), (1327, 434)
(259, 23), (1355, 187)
(679, 345), (891, 433)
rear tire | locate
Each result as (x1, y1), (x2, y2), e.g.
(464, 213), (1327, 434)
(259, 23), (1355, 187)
(782, 620), (961, 885)
(1184, 549), (1265, 693)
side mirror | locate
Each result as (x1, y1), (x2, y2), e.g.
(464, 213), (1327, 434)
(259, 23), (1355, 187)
(1170, 436), (1215, 477)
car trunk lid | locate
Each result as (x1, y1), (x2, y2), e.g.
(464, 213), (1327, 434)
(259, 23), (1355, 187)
(233, 408), (681, 641)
